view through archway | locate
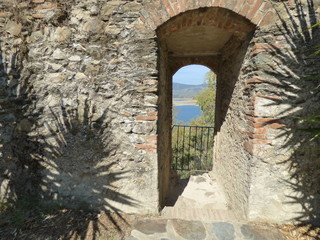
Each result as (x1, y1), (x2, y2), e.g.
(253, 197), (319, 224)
(172, 65), (215, 178)
(157, 7), (256, 218)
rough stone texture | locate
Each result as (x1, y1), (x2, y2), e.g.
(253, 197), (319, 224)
(0, 0), (159, 214)
(0, 0), (319, 226)
(128, 218), (285, 240)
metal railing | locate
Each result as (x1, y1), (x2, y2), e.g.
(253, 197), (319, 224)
(172, 125), (214, 172)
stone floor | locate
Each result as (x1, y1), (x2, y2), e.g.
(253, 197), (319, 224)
(127, 218), (284, 240)
(127, 173), (285, 240)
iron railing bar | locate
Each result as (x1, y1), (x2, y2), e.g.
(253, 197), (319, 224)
(172, 124), (214, 129)
(188, 126), (191, 170)
(182, 126), (186, 169)
(195, 126), (198, 167)
(206, 127), (210, 167)
(199, 127), (204, 168)
(175, 125), (179, 170)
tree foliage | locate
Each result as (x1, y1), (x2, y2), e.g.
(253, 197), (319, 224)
(190, 71), (216, 126)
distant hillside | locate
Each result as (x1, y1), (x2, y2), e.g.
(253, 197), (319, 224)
(173, 82), (207, 98)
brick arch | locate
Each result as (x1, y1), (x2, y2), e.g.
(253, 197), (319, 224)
(170, 56), (219, 75)
(140, 0), (276, 30)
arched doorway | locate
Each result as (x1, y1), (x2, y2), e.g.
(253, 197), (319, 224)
(156, 7), (256, 216)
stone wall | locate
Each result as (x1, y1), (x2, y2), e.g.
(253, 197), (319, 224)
(0, 0), (160, 214)
(0, 0), (319, 225)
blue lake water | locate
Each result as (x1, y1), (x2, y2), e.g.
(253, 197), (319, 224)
(174, 105), (201, 124)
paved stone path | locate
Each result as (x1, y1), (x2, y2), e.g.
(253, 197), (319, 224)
(127, 174), (285, 239)
(127, 218), (284, 240)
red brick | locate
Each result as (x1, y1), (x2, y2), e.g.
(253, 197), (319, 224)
(145, 18), (156, 30)
(0, 12), (9, 18)
(147, 112), (158, 116)
(122, 112), (132, 117)
(256, 94), (281, 100)
(213, 0), (220, 7)
(135, 144), (157, 149)
(260, 1), (272, 12)
(146, 148), (157, 153)
(147, 5), (162, 27)
(170, 0), (179, 15)
(247, 0), (255, 4)
(246, 77), (263, 84)
(251, 11), (265, 25)
(247, 121), (265, 128)
(268, 123), (286, 129)
(146, 135), (157, 140)
(240, 4), (251, 17)
(252, 139), (271, 145)
(35, 2), (58, 10)
(162, 0), (175, 17)
(178, 0), (186, 12)
(254, 127), (268, 134)
(252, 134), (267, 139)
(199, 0), (207, 7)
(259, 11), (276, 27)
(219, 0), (226, 7)
(247, 0), (264, 20)
(234, 0), (246, 13)
(253, 118), (278, 123)
(32, 13), (44, 18)
(135, 116), (158, 121)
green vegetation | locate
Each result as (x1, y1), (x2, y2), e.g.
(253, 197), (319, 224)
(301, 22), (320, 142)
(172, 71), (216, 178)
(173, 82), (207, 98)
(189, 71), (216, 127)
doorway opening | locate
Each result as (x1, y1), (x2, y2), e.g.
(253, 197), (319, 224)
(172, 65), (215, 178)
(157, 7), (256, 214)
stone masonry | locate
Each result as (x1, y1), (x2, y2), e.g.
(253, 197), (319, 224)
(0, 0), (319, 225)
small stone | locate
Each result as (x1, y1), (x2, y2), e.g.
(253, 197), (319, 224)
(132, 123), (154, 134)
(69, 55), (82, 62)
(46, 73), (66, 83)
(83, 19), (103, 33)
(50, 63), (63, 71)
(211, 222), (235, 240)
(171, 220), (206, 240)
(17, 119), (33, 132)
(54, 27), (71, 42)
(52, 49), (66, 59)
(241, 224), (284, 240)
(134, 219), (168, 235)
(74, 72), (87, 80)
(5, 21), (22, 36)
(105, 25), (121, 35)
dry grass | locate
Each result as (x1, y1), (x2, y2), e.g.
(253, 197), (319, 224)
(277, 224), (320, 240)
(0, 208), (141, 240)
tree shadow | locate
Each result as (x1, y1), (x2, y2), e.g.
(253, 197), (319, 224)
(253, 0), (320, 236)
(0, 42), (138, 239)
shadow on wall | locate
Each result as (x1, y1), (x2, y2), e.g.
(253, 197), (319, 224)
(257, 0), (320, 233)
(0, 45), (137, 238)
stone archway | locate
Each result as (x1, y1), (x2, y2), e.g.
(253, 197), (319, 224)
(157, 5), (256, 217)
(138, 0), (304, 222)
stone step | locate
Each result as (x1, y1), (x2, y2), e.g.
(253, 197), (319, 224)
(161, 206), (244, 223)
(174, 195), (228, 210)
(127, 218), (285, 240)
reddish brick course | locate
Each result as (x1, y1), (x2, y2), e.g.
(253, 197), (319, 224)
(0, 12), (9, 18)
(143, 0), (273, 30)
(32, 13), (44, 18)
(135, 116), (158, 121)
(135, 144), (157, 149)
